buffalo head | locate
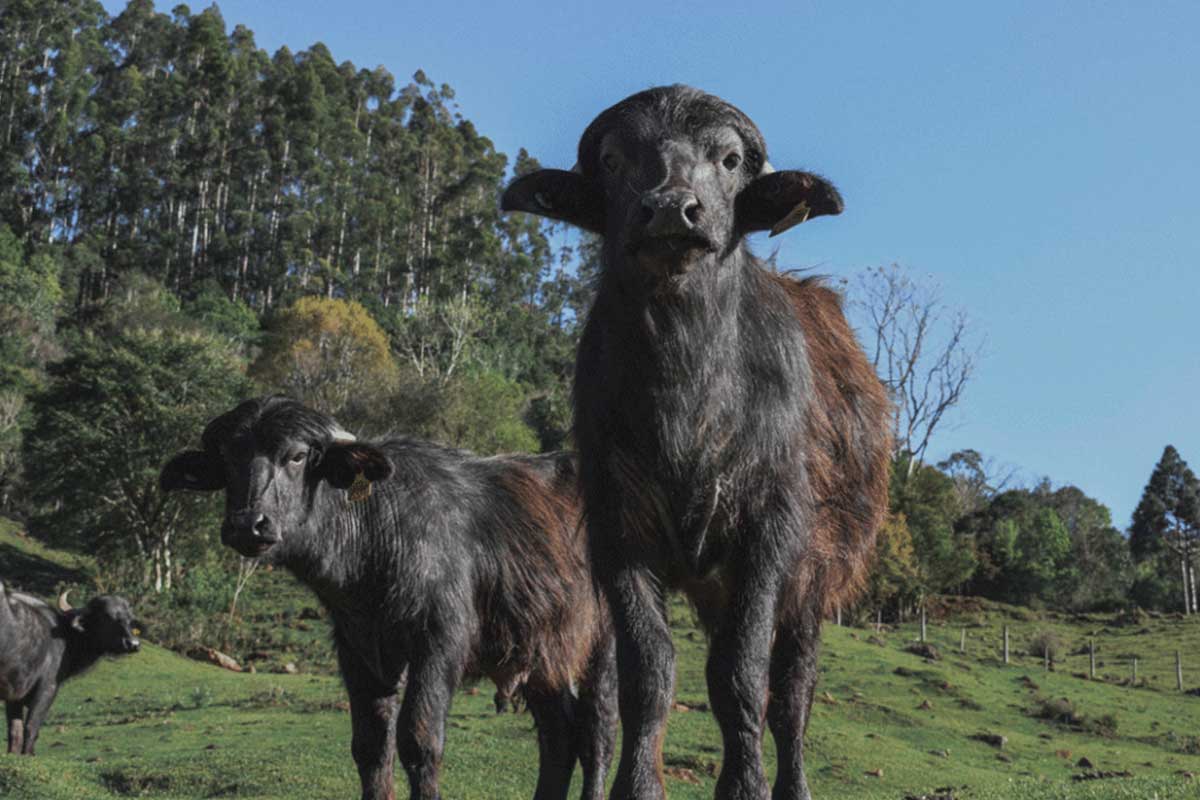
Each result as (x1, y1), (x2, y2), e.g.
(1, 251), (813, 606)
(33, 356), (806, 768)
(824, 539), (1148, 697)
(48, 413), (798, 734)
(159, 397), (393, 558)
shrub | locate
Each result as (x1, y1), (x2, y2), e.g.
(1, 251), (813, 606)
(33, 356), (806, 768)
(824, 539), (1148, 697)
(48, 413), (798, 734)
(1028, 630), (1066, 662)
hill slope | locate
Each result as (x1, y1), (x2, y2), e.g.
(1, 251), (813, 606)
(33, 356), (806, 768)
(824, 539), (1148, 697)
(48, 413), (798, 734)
(2, 526), (1198, 799)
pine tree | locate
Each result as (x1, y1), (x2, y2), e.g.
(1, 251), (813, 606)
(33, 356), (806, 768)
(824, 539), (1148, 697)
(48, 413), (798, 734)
(1130, 445), (1200, 613)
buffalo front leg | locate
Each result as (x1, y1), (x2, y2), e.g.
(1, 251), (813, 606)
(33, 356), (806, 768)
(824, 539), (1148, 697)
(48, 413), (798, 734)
(574, 638), (618, 800)
(601, 565), (675, 800)
(338, 650), (401, 800)
(767, 600), (821, 800)
(396, 652), (458, 800)
(526, 686), (577, 800)
(706, 554), (787, 800)
(6, 701), (23, 755)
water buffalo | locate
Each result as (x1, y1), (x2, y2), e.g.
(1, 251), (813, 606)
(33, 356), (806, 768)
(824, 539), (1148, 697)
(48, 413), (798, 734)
(502, 85), (892, 800)
(0, 585), (140, 755)
(160, 396), (616, 800)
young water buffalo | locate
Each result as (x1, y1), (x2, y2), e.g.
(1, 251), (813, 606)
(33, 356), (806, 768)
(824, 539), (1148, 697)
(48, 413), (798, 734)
(160, 397), (615, 800)
(1, 586), (140, 755)
(503, 86), (891, 800)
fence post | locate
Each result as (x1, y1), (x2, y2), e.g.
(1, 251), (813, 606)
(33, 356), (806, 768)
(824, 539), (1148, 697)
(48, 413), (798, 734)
(835, 603), (842, 626)
(1132, 657), (1138, 686)
(1177, 650), (1184, 692)
(1003, 625), (1010, 665)
(1089, 639), (1096, 680)
(960, 627), (966, 654)
(920, 606), (927, 643)
(876, 608), (882, 633)
(1044, 647), (1050, 671)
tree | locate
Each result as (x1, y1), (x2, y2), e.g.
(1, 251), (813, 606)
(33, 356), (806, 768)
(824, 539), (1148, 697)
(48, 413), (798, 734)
(1129, 445), (1200, 613)
(250, 296), (398, 424)
(423, 370), (540, 456)
(852, 264), (982, 479)
(937, 448), (1014, 516)
(1043, 485), (1131, 610)
(890, 456), (977, 599)
(23, 324), (252, 592)
(865, 512), (921, 616)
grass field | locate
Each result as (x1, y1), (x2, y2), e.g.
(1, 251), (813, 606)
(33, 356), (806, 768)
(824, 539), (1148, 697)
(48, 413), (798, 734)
(2, 520), (1200, 799)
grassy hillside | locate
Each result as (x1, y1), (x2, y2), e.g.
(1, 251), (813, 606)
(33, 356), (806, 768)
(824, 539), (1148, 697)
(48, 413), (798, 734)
(2, 524), (1199, 798)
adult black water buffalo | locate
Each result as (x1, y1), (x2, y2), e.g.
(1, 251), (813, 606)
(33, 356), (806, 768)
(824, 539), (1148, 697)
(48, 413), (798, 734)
(1, 586), (140, 755)
(502, 86), (892, 800)
(159, 397), (615, 800)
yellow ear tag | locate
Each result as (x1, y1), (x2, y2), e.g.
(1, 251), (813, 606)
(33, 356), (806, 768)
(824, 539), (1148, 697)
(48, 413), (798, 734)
(347, 471), (372, 503)
(769, 201), (811, 237)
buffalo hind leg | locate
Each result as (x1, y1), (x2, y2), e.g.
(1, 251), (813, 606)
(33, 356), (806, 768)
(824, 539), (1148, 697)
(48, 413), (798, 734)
(706, 554), (786, 800)
(602, 565), (674, 800)
(526, 685), (577, 800)
(338, 649), (401, 800)
(574, 638), (617, 800)
(19, 683), (57, 756)
(6, 701), (24, 755)
(767, 600), (821, 800)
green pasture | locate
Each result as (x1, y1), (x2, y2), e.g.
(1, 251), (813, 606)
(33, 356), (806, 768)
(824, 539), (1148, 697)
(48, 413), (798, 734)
(2, 521), (1199, 799)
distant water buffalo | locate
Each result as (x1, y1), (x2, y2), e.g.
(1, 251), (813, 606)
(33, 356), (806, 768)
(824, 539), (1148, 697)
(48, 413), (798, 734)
(503, 85), (892, 800)
(1, 585), (140, 755)
(160, 396), (616, 800)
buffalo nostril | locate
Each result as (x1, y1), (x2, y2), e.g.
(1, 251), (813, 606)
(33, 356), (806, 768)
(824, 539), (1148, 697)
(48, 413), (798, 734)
(638, 201), (655, 226)
(683, 199), (701, 225)
(253, 514), (270, 536)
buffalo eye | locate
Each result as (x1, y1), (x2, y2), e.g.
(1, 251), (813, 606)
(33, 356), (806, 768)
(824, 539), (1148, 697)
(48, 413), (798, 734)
(600, 151), (620, 173)
(722, 152), (742, 172)
(288, 450), (308, 466)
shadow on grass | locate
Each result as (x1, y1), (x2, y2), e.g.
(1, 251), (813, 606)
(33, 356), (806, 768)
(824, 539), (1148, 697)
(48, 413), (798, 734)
(0, 540), (88, 596)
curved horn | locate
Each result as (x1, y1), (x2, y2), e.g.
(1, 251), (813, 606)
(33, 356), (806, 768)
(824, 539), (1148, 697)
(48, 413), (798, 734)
(760, 160), (775, 175)
(329, 426), (357, 443)
(570, 162), (582, 174)
(57, 589), (73, 613)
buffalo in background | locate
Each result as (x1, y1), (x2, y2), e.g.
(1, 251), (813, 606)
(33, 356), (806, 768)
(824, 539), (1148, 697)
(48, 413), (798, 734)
(0, 585), (140, 755)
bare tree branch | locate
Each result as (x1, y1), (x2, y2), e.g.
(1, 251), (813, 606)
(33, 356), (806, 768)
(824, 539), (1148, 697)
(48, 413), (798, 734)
(850, 264), (983, 473)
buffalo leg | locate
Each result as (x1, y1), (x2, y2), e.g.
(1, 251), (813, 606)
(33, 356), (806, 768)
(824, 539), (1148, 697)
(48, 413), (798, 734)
(19, 683), (57, 756)
(526, 686), (577, 800)
(706, 554), (785, 800)
(396, 652), (458, 800)
(767, 601), (821, 800)
(6, 701), (23, 755)
(339, 649), (400, 800)
(601, 565), (674, 800)
(575, 639), (617, 800)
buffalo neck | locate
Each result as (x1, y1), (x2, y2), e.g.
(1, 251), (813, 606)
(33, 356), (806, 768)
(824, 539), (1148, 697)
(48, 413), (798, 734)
(598, 243), (752, 382)
(269, 480), (392, 606)
(58, 624), (106, 681)
(585, 242), (812, 488)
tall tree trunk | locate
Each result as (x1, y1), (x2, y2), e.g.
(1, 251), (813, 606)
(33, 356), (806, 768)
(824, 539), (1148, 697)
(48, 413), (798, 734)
(1190, 559), (1197, 615)
(1183, 557), (1192, 615)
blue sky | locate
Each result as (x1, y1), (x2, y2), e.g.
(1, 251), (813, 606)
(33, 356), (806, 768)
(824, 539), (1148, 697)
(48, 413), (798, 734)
(101, 1), (1200, 527)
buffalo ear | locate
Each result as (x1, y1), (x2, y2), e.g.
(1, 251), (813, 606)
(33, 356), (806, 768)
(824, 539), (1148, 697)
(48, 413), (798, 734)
(319, 442), (393, 490)
(160, 450), (225, 492)
(65, 610), (86, 633)
(501, 169), (606, 234)
(736, 171), (844, 237)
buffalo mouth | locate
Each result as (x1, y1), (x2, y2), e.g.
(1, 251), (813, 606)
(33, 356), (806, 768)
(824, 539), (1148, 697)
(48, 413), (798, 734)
(223, 528), (280, 558)
(234, 539), (278, 558)
(628, 234), (716, 275)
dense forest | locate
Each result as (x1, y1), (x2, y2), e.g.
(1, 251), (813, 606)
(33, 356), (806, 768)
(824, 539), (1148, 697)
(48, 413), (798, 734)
(1, 1), (1196, 651)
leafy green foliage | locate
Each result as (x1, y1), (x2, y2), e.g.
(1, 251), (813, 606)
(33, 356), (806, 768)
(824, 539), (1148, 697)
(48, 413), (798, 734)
(22, 323), (252, 592)
(251, 296), (398, 424)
